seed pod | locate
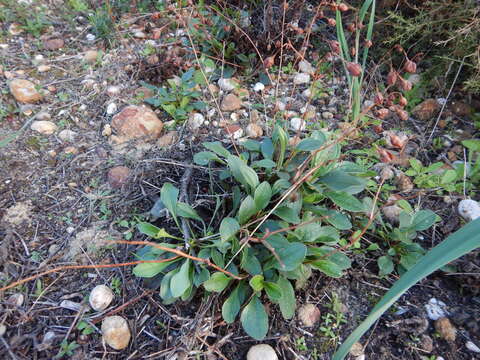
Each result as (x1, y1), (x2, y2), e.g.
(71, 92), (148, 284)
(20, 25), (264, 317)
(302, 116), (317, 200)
(387, 70), (397, 86)
(329, 40), (340, 54)
(338, 3), (349, 11)
(264, 56), (275, 69)
(398, 76), (412, 91)
(404, 59), (417, 74)
(330, 4), (338, 11)
(396, 108), (409, 121)
(347, 23), (356, 32)
(364, 40), (373, 48)
(376, 108), (390, 120)
(374, 92), (384, 105)
(327, 18), (336, 26)
(398, 95), (408, 107)
(346, 62), (362, 77)
(350, 47), (356, 57)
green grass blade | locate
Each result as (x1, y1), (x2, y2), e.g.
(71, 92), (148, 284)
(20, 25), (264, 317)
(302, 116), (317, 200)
(361, 0), (376, 78)
(335, 10), (351, 86)
(332, 218), (480, 360)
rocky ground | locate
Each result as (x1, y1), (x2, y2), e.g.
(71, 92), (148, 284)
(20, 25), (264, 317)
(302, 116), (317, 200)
(1, 1), (480, 360)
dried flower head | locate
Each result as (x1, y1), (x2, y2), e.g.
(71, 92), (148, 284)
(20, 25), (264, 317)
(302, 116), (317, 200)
(404, 59), (417, 74)
(374, 92), (384, 106)
(387, 70), (397, 86)
(346, 62), (362, 77)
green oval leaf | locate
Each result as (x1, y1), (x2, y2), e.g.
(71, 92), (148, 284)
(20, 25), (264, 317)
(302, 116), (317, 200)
(220, 217), (240, 243)
(203, 272), (231, 292)
(276, 277), (296, 319)
(170, 260), (191, 297)
(325, 191), (365, 212)
(240, 296), (268, 340)
(254, 182), (272, 211)
(239, 195), (257, 224)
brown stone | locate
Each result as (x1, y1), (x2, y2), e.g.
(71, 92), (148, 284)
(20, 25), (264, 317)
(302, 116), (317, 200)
(111, 105), (163, 141)
(84, 50), (99, 63)
(246, 123), (263, 138)
(9, 79), (43, 103)
(435, 317), (456, 342)
(412, 99), (440, 121)
(450, 101), (472, 117)
(102, 316), (131, 350)
(157, 131), (178, 147)
(220, 94), (242, 112)
(298, 303), (321, 327)
(108, 166), (131, 188)
(44, 38), (65, 50)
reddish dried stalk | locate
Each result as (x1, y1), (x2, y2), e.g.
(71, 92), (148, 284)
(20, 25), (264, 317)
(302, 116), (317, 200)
(0, 258), (180, 293)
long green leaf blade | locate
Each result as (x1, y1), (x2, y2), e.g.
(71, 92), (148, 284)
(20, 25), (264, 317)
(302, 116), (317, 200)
(332, 218), (480, 360)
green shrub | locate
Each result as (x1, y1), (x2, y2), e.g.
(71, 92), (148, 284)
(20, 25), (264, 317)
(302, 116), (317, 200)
(132, 126), (374, 339)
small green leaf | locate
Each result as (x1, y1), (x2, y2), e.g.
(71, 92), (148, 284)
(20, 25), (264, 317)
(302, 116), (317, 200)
(203, 141), (231, 157)
(378, 256), (394, 277)
(177, 202), (203, 222)
(203, 272), (231, 292)
(441, 169), (457, 184)
(252, 159), (277, 169)
(311, 259), (344, 278)
(307, 207), (352, 230)
(317, 170), (366, 194)
(170, 260), (191, 297)
(241, 248), (262, 275)
(227, 155), (259, 191)
(194, 151), (224, 165)
(276, 277), (296, 319)
(249, 275), (265, 292)
(220, 217), (240, 243)
(264, 282), (282, 301)
(240, 296), (268, 340)
(161, 183), (179, 219)
(462, 139), (480, 152)
(411, 210), (437, 231)
(222, 285), (241, 323)
(132, 260), (173, 278)
(261, 138), (274, 159)
(271, 242), (307, 271)
(296, 137), (325, 151)
(325, 191), (365, 212)
(274, 206), (300, 224)
(239, 196), (257, 224)
(254, 182), (272, 211)
(242, 139), (261, 152)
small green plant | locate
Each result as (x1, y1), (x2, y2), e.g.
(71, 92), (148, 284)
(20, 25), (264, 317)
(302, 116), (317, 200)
(88, 9), (115, 45)
(77, 321), (94, 336)
(142, 69), (206, 122)
(295, 336), (308, 352)
(376, 206), (437, 276)
(110, 276), (122, 295)
(56, 340), (79, 358)
(405, 158), (464, 194)
(319, 292), (347, 345)
(68, 0), (89, 13)
(461, 139), (480, 185)
(132, 126), (374, 339)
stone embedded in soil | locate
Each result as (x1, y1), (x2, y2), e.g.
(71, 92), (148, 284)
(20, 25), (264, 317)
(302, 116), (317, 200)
(31, 120), (57, 135)
(290, 117), (306, 131)
(450, 101), (473, 117)
(246, 344), (278, 360)
(293, 73), (311, 85)
(102, 124), (112, 137)
(425, 298), (448, 320)
(6, 293), (24, 307)
(64, 146), (78, 155)
(298, 303), (321, 327)
(322, 111), (334, 120)
(58, 129), (77, 142)
(2, 201), (33, 227)
(37, 65), (51, 73)
(157, 131), (178, 147)
(44, 38), (64, 50)
(221, 94), (242, 111)
(111, 105), (163, 141)
(412, 99), (440, 121)
(253, 82), (265, 92)
(349, 342), (364, 356)
(106, 85), (121, 97)
(89, 285), (114, 311)
(107, 166), (131, 188)
(102, 316), (131, 350)
(188, 112), (205, 130)
(396, 173), (413, 192)
(224, 124), (243, 139)
(218, 78), (239, 92)
(84, 50), (99, 63)
(420, 335), (434, 353)
(466, 341), (480, 353)
(435, 317), (456, 341)
(382, 204), (402, 223)
(298, 60), (315, 75)
(246, 123), (263, 138)
(458, 199), (480, 222)
(9, 79), (43, 103)
(0, 323), (6, 337)
(106, 102), (118, 115)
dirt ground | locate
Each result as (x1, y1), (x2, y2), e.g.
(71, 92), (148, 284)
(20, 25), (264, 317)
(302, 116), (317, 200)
(1, 1), (480, 359)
